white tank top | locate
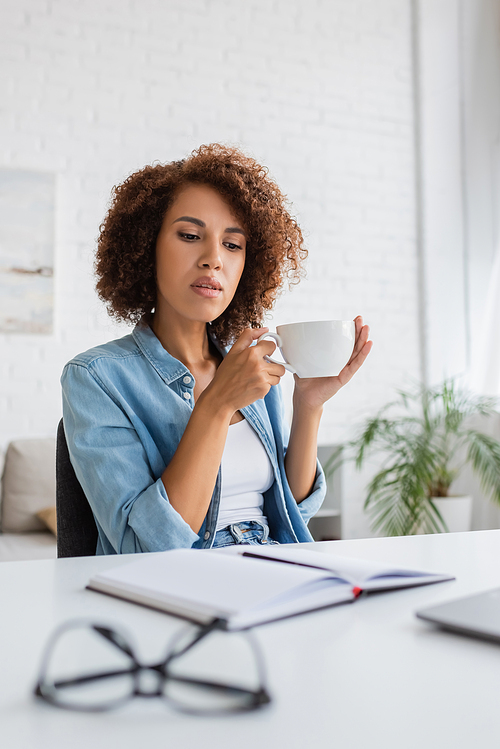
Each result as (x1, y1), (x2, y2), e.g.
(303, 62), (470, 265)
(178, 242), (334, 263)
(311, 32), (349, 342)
(216, 418), (274, 531)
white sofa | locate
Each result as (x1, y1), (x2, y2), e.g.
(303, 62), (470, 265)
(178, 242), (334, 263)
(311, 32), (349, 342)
(0, 438), (57, 561)
(0, 435), (340, 561)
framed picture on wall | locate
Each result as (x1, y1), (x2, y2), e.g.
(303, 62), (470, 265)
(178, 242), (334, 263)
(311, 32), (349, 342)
(0, 168), (55, 334)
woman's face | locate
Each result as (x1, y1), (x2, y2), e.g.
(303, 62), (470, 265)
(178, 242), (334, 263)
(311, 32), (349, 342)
(155, 183), (247, 327)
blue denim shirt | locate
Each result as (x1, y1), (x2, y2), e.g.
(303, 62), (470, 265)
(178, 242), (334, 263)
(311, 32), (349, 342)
(61, 323), (326, 554)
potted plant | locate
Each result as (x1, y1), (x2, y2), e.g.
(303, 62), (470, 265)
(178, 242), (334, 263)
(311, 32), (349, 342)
(325, 380), (500, 536)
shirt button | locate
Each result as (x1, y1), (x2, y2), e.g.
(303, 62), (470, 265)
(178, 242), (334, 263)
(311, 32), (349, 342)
(204, 531), (210, 540)
(183, 391), (191, 400)
(183, 375), (192, 385)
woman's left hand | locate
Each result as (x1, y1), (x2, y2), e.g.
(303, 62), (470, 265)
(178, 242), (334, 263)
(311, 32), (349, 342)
(293, 316), (372, 410)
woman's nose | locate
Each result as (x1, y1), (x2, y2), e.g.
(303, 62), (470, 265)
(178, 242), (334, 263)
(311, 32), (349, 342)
(198, 239), (222, 270)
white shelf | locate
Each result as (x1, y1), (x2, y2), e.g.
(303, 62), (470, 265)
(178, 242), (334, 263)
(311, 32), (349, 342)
(313, 509), (340, 518)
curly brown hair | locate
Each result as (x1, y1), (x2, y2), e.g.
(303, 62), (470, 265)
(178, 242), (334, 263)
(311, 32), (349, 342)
(95, 143), (307, 345)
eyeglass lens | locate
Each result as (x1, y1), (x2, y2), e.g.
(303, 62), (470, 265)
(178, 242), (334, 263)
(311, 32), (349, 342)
(36, 621), (270, 714)
(38, 623), (136, 710)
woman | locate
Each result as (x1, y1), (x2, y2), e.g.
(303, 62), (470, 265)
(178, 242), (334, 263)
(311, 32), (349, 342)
(62, 144), (372, 554)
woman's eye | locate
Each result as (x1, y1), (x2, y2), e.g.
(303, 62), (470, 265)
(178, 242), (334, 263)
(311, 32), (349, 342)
(224, 242), (242, 251)
(179, 231), (199, 242)
(179, 232), (199, 241)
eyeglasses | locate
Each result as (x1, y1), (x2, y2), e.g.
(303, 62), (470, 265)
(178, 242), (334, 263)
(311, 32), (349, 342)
(34, 618), (271, 715)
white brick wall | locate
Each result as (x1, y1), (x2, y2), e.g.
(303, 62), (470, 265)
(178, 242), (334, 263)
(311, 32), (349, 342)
(0, 0), (420, 538)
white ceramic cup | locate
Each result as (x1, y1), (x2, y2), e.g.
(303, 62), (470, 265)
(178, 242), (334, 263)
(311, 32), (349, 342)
(258, 320), (356, 378)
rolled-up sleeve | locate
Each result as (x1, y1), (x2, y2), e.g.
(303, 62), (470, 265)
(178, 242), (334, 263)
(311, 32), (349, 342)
(296, 460), (326, 524)
(61, 363), (199, 554)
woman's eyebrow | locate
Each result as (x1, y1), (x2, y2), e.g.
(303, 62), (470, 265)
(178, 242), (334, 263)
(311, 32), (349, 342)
(173, 216), (205, 227)
(173, 216), (246, 236)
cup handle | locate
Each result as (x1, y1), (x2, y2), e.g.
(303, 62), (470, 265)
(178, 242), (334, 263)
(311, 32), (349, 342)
(256, 332), (296, 374)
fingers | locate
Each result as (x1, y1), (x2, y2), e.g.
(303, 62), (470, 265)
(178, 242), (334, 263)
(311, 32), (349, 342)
(350, 316), (370, 361)
(229, 327), (269, 355)
(337, 316), (372, 381)
(220, 326), (286, 390)
(354, 316), (365, 343)
(255, 339), (279, 357)
(228, 327), (282, 365)
(341, 338), (373, 383)
(254, 339), (286, 377)
(266, 362), (286, 378)
(268, 374), (284, 387)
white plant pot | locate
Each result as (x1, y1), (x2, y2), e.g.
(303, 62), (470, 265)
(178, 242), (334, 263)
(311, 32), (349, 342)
(431, 495), (473, 533)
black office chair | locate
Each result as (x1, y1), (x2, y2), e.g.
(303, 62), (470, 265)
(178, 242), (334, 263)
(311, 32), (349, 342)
(56, 419), (98, 558)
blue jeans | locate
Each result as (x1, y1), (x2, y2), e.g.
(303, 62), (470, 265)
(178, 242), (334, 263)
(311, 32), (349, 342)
(212, 520), (280, 548)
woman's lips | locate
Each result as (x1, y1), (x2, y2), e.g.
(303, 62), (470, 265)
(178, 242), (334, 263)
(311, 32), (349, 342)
(191, 285), (221, 298)
(190, 277), (222, 298)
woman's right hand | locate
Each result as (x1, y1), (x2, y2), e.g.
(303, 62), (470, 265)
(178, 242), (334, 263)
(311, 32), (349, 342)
(202, 328), (286, 417)
(162, 328), (284, 533)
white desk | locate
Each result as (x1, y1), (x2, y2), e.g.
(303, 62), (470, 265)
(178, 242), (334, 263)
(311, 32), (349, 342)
(2, 530), (500, 749)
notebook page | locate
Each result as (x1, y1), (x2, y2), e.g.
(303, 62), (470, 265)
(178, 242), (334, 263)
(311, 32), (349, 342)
(233, 546), (449, 587)
(229, 578), (354, 630)
(89, 549), (344, 620)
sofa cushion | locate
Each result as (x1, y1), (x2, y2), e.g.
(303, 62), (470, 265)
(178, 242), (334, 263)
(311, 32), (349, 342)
(36, 506), (57, 536)
(0, 532), (57, 562)
(1, 438), (56, 533)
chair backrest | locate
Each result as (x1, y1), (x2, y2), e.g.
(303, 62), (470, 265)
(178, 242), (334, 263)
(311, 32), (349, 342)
(56, 419), (98, 557)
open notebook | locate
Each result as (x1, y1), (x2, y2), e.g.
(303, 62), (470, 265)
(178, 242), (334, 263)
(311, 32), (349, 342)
(87, 545), (454, 630)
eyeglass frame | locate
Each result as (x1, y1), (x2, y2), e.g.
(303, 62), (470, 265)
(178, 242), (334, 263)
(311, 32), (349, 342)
(34, 617), (272, 715)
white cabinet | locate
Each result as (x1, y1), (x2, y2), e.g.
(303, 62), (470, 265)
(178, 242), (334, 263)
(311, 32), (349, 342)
(310, 445), (342, 541)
